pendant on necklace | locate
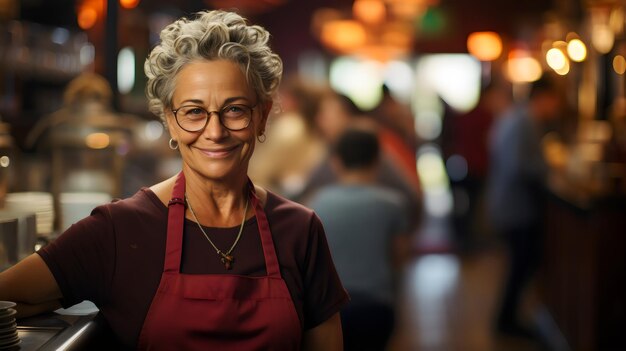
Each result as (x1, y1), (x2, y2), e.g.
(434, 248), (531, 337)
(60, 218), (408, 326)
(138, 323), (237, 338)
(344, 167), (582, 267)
(220, 253), (234, 270)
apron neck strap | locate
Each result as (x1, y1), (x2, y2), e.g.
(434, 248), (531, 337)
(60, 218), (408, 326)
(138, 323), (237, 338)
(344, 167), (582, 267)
(248, 180), (280, 277)
(164, 171), (186, 272)
(164, 173), (281, 278)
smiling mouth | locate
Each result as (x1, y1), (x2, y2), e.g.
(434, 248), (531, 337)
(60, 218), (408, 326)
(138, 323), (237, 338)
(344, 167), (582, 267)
(197, 145), (239, 158)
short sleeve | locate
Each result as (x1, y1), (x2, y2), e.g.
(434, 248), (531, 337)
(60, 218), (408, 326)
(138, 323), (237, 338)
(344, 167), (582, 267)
(301, 213), (350, 329)
(37, 205), (116, 308)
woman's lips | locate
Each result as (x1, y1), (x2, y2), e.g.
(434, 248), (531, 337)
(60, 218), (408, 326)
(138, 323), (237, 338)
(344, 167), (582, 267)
(197, 145), (238, 158)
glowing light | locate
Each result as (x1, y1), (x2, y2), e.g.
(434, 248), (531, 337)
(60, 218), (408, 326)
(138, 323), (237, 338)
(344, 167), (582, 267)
(388, 0), (426, 19)
(353, 0), (386, 25)
(567, 39), (587, 62)
(592, 24), (615, 54)
(144, 121), (164, 141)
(416, 110), (442, 141)
(553, 60), (570, 75)
(80, 43), (95, 66)
(78, 7), (98, 30)
(85, 133), (110, 149)
(51, 28), (70, 45)
(466, 31), (503, 61)
(383, 60), (414, 104)
(546, 48), (568, 71)
(609, 6), (624, 34)
(117, 47), (135, 94)
(329, 56), (384, 111)
(505, 50), (542, 83)
(417, 150), (448, 189)
(321, 20), (367, 54)
(417, 54), (482, 113)
(0, 156), (10, 168)
(119, 0), (140, 9)
(614, 55), (626, 74)
(417, 145), (453, 217)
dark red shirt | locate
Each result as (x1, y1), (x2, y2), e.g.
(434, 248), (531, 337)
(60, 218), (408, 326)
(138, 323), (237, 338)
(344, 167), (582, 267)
(38, 188), (348, 348)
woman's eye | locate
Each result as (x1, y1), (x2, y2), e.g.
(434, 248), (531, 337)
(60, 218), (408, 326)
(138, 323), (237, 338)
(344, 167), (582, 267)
(224, 105), (245, 116)
(188, 108), (205, 115)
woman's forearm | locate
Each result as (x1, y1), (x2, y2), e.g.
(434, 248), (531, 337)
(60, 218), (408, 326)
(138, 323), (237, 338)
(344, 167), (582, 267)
(0, 253), (63, 317)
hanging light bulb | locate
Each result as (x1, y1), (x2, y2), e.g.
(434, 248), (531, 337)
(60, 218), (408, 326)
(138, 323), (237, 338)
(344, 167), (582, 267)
(120, 0), (140, 9)
(353, 0), (386, 25)
(467, 31), (503, 61)
(505, 49), (542, 83)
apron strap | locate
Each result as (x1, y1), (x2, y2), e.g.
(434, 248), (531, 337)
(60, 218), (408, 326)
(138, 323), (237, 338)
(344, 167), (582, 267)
(248, 180), (281, 278)
(164, 171), (186, 272)
(164, 173), (281, 277)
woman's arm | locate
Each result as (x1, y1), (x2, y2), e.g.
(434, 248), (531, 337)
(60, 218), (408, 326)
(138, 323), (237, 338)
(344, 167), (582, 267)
(301, 312), (343, 351)
(0, 253), (63, 318)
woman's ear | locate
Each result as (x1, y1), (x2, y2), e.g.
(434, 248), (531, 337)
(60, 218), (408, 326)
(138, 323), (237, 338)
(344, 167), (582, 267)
(165, 112), (179, 140)
(259, 100), (273, 134)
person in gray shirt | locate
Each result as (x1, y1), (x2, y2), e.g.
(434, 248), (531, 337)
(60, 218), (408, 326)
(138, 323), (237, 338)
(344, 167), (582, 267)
(308, 127), (411, 351)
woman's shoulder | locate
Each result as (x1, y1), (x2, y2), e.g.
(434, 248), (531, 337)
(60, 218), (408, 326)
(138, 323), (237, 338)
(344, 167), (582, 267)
(264, 188), (315, 219)
(97, 187), (167, 222)
(262, 188), (320, 235)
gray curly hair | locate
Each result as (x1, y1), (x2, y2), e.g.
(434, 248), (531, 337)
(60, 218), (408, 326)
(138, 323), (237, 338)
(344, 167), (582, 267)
(144, 10), (283, 124)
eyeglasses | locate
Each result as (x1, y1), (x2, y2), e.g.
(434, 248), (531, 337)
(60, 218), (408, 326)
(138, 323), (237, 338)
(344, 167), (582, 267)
(171, 104), (256, 132)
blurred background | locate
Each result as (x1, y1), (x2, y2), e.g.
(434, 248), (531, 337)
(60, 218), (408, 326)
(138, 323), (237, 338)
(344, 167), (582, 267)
(0, 0), (625, 350)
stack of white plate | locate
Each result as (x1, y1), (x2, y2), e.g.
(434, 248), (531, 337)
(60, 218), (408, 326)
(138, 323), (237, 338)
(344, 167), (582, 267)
(60, 192), (112, 231)
(4, 192), (54, 236)
(0, 301), (19, 350)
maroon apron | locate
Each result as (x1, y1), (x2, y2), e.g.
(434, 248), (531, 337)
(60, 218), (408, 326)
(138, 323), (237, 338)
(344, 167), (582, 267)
(137, 172), (302, 350)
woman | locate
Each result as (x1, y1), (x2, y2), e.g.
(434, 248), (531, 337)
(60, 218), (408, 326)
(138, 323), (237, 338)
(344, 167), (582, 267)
(0, 10), (348, 350)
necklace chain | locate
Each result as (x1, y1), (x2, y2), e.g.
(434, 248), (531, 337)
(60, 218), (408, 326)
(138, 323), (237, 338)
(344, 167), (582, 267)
(185, 193), (249, 268)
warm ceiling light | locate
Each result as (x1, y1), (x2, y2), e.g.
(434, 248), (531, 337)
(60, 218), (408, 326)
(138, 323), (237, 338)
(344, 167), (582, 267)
(505, 50), (542, 83)
(311, 8), (343, 39)
(613, 55), (626, 74)
(609, 6), (624, 34)
(592, 24), (615, 54)
(205, 0), (287, 15)
(381, 21), (414, 48)
(466, 31), (502, 61)
(85, 133), (110, 149)
(321, 20), (367, 54)
(567, 39), (587, 62)
(353, 0), (386, 25)
(387, 0), (426, 19)
(77, 7), (98, 30)
(119, 0), (140, 9)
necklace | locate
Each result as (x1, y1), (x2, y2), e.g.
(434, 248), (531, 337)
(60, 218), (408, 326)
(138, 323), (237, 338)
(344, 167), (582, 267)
(185, 193), (249, 270)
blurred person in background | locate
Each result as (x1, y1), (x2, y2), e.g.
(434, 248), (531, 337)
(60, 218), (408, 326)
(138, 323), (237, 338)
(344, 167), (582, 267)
(248, 74), (326, 198)
(441, 80), (512, 253)
(297, 89), (422, 234)
(308, 127), (411, 351)
(486, 75), (564, 338)
(0, 10), (348, 350)
(371, 84), (420, 192)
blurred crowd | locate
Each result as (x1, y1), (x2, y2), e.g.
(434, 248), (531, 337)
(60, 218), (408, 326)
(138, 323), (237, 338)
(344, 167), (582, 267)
(246, 71), (570, 349)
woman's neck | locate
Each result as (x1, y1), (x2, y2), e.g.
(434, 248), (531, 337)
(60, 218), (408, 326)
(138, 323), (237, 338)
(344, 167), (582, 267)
(182, 167), (250, 227)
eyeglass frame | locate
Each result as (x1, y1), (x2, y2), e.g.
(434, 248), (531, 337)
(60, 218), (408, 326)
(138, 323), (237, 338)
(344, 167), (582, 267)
(171, 103), (258, 132)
